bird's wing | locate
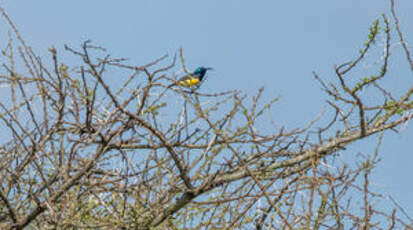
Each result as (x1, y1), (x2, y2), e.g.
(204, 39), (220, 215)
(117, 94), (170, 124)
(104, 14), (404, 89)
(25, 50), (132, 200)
(177, 73), (195, 82)
(167, 73), (193, 88)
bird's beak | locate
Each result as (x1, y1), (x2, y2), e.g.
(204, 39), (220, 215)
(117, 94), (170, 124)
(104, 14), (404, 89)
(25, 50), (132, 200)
(205, 67), (213, 71)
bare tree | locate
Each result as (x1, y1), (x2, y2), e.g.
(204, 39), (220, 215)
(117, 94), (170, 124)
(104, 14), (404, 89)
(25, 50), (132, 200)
(0, 0), (412, 229)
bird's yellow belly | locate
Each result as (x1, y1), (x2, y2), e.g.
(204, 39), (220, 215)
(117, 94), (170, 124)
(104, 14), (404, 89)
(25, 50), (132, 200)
(178, 78), (200, 87)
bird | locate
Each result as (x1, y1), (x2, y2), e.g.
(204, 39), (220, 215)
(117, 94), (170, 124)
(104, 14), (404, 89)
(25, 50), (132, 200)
(168, 67), (213, 89)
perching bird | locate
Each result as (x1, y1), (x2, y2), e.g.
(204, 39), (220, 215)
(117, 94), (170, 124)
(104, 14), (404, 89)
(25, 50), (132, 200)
(168, 67), (213, 88)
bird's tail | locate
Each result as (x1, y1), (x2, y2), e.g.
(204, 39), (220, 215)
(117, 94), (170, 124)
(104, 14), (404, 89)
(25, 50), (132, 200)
(167, 82), (176, 88)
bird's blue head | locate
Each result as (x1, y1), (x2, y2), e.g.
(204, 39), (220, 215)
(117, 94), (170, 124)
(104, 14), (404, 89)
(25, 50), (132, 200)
(193, 67), (213, 80)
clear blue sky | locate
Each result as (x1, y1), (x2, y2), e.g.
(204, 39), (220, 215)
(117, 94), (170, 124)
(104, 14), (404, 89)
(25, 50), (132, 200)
(1, 0), (413, 216)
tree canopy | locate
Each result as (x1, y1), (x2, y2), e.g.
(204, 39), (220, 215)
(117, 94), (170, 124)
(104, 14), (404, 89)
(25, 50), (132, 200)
(0, 1), (413, 229)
